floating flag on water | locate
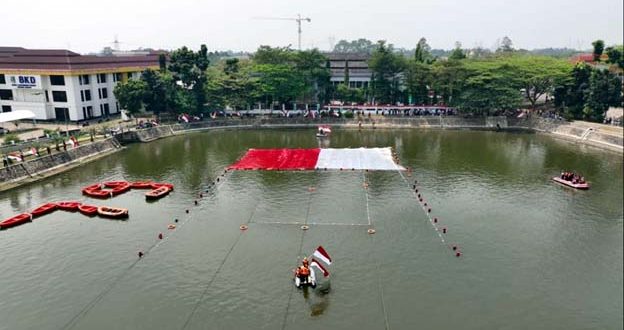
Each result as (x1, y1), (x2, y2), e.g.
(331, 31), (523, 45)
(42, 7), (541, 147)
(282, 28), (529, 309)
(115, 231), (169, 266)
(311, 259), (330, 277)
(313, 245), (332, 266)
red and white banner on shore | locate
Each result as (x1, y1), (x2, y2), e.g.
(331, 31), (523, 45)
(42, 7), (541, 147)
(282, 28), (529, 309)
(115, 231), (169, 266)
(228, 148), (404, 171)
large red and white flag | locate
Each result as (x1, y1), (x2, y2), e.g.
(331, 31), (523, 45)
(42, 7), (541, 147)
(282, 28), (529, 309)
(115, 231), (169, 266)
(311, 259), (330, 277)
(313, 246), (332, 266)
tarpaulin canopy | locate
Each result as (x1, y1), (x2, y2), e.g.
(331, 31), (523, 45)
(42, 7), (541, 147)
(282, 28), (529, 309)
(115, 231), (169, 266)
(0, 110), (36, 123)
(228, 148), (404, 171)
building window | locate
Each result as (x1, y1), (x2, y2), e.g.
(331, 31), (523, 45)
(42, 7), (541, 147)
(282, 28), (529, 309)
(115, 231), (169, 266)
(0, 74), (5, 84)
(45, 90), (49, 102)
(2, 105), (11, 113)
(103, 103), (110, 116)
(82, 106), (93, 119)
(52, 90), (68, 102)
(54, 107), (69, 121)
(113, 73), (123, 82)
(50, 75), (65, 86)
(0, 89), (13, 100)
(79, 75), (90, 85)
(98, 87), (108, 99)
(97, 73), (107, 84)
(127, 72), (134, 80)
(81, 89), (91, 102)
(115, 102), (119, 112)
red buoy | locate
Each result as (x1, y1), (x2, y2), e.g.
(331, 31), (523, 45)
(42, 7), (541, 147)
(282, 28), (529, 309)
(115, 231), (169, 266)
(158, 233), (163, 239)
(456, 251), (461, 257)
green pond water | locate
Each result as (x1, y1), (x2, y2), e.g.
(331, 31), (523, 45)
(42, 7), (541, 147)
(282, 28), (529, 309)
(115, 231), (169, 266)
(0, 128), (622, 330)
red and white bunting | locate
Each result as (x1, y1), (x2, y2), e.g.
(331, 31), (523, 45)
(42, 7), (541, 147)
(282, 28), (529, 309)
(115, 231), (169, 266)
(313, 246), (332, 266)
(311, 259), (330, 277)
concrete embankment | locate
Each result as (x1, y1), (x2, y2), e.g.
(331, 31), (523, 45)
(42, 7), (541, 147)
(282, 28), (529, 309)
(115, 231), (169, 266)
(0, 138), (121, 192)
(118, 116), (622, 152)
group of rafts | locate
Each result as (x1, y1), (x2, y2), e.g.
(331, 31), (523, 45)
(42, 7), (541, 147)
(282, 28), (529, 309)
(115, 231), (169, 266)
(1, 181), (174, 230)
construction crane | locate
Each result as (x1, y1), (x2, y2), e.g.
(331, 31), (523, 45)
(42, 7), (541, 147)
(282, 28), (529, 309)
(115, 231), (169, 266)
(253, 14), (311, 50)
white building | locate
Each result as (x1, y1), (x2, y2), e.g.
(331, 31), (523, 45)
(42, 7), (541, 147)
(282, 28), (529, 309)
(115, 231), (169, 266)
(0, 47), (161, 122)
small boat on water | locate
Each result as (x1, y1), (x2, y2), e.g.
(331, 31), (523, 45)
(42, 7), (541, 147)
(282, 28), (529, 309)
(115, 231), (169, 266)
(1, 213), (32, 230)
(103, 181), (129, 188)
(316, 126), (331, 138)
(31, 202), (58, 218)
(83, 183), (102, 191)
(145, 186), (171, 200)
(57, 201), (82, 211)
(151, 182), (174, 191)
(83, 188), (111, 198)
(78, 204), (99, 216)
(110, 182), (131, 196)
(552, 177), (590, 190)
(131, 181), (154, 189)
(97, 206), (128, 219)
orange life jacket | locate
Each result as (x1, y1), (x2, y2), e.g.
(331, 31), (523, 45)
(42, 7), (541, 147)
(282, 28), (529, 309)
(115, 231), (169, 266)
(299, 266), (310, 276)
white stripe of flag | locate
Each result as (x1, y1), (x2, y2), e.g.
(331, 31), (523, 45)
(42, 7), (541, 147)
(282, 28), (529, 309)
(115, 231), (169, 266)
(313, 246), (332, 266)
(311, 259), (330, 277)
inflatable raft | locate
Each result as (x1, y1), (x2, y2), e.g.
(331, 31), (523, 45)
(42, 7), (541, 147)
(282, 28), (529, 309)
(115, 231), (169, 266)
(31, 203), (58, 218)
(97, 206), (129, 219)
(552, 177), (590, 190)
(1, 213), (32, 230)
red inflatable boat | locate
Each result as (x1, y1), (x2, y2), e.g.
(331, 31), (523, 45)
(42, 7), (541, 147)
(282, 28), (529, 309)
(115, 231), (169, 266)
(31, 203), (58, 218)
(57, 201), (82, 211)
(78, 204), (99, 216)
(1, 213), (32, 230)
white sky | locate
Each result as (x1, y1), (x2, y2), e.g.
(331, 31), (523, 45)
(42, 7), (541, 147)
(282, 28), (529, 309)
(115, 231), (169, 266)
(2, 0), (623, 53)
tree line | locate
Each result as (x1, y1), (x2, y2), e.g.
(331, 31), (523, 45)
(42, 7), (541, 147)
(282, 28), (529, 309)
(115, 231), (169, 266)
(114, 38), (623, 122)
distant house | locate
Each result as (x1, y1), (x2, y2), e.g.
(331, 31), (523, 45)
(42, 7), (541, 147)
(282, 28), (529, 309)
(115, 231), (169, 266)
(324, 53), (372, 89)
(570, 53), (622, 78)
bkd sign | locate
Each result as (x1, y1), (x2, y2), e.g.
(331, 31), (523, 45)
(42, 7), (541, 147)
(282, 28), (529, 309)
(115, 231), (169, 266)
(9, 75), (41, 89)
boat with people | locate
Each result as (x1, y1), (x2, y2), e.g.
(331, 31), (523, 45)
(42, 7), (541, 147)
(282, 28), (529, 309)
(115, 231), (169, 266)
(294, 264), (317, 289)
(31, 202), (58, 218)
(145, 186), (171, 200)
(97, 206), (129, 219)
(57, 201), (82, 211)
(78, 204), (99, 216)
(552, 172), (590, 190)
(316, 126), (331, 138)
(1, 213), (32, 230)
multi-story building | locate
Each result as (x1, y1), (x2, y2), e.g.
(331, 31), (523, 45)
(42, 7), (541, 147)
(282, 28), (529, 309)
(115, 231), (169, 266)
(0, 47), (161, 122)
(326, 53), (372, 89)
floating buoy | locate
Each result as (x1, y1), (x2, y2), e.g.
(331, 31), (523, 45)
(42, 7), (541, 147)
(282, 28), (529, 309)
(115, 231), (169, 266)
(412, 184), (416, 189)
(367, 228), (376, 234)
(138, 251), (144, 258)
(419, 198), (423, 202)
(174, 218), (179, 223)
(216, 178), (220, 182)
(452, 245), (457, 251)
(442, 228), (447, 234)
(185, 209), (189, 214)
(417, 193), (421, 198)
(455, 251), (462, 257)
(434, 217), (438, 223)
(194, 200), (198, 205)
(301, 225), (309, 230)
(415, 189), (419, 193)
(414, 180), (417, 184)
(158, 233), (163, 239)
(240, 224), (248, 231)
(308, 187), (316, 192)
(168, 224), (176, 230)
(427, 208), (431, 213)
(424, 203), (428, 206)
(199, 193), (203, 198)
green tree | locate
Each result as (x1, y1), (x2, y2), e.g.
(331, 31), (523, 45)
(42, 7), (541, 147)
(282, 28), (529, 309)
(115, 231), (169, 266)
(253, 46), (293, 65)
(113, 79), (146, 116)
(141, 69), (177, 115)
(292, 49), (331, 103)
(414, 37), (432, 63)
(591, 40), (605, 61)
(158, 54), (167, 72)
(404, 60), (431, 104)
(605, 45), (624, 69)
(168, 45), (210, 113)
(507, 56), (572, 110)
(584, 69), (622, 121)
(554, 62), (592, 119)
(369, 41), (406, 104)
(449, 42), (466, 60)
(497, 36), (514, 53)
(333, 38), (376, 54)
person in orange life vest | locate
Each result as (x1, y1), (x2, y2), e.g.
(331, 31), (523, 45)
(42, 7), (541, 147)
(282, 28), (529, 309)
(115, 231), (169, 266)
(295, 257), (311, 283)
